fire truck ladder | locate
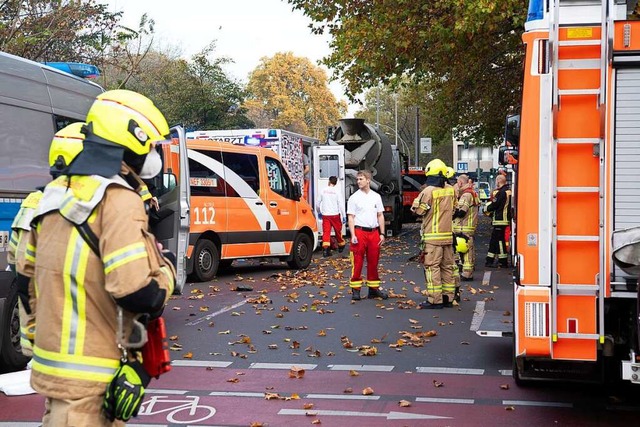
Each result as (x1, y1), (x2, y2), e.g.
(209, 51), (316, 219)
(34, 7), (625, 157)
(549, 0), (609, 360)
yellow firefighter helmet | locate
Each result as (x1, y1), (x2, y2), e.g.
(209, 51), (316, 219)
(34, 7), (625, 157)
(425, 159), (447, 177)
(49, 122), (85, 175)
(85, 89), (169, 156)
(455, 236), (469, 254)
(445, 167), (455, 179)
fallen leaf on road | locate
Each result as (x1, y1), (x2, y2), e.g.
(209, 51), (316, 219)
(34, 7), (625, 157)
(409, 319), (419, 324)
(268, 344), (278, 350)
(349, 370), (359, 376)
(399, 400), (411, 407)
(227, 378), (239, 383)
(183, 352), (193, 359)
(362, 387), (375, 395)
(250, 422), (264, 427)
(289, 366), (306, 379)
(169, 344), (182, 351)
(304, 403), (314, 410)
(169, 335), (179, 341)
(218, 330), (230, 335)
(500, 384), (510, 390)
(264, 392), (280, 400)
(311, 419), (321, 425)
(461, 341), (470, 345)
(433, 380), (444, 388)
(344, 387), (353, 393)
(318, 329), (326, 337)
(503, 311), (511, 316)
(505, 406), (515, 411)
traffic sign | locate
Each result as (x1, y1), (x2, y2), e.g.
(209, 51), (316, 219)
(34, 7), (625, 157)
(420, 137), (432, 154)
(457, 162), (468, 172)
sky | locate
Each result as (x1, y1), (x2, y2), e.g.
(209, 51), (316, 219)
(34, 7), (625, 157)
(104, 0), (357, 115)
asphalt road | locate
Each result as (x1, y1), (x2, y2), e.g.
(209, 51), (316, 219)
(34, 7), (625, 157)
(0, 218), (638, 426)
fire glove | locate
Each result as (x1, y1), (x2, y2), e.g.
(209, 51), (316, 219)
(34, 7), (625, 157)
(103, 360), (151, 422)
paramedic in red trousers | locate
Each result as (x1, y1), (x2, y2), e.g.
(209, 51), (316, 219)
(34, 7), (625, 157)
(316, 175), (346, 257)
(18, 90), (177, 426)
(411, 159), (456, 309)
(485, 173), (512, 268)
(347, 170), (388, 301)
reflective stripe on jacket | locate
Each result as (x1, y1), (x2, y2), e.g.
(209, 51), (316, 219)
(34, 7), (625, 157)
(415, 185), (455, 246)
(453, 190), (479, 234)
(17, 174), (175, 399)
(486, 185), (512, 226)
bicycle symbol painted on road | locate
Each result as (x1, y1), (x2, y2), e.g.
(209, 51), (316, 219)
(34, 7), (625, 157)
(138, 395), (216, 424)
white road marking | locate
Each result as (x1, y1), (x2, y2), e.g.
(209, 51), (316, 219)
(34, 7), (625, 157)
(171, 360), (233, 368)
(499, 369), (513, 376)
(328, 364), (394, 372)
(304, 394), (380, 400)
(249, 362), (317, 370)
(146, 389), (188, 395)
(209, 391), (265, 398)
(482, 271), (491, 286)
(470, 301), (486, 332)
(503, 400), (573, 408)
(278, 409), (451, 420)
(186, 300), (247, 326)
(416, 397), (475, 404)
(416, 367), (485, 375)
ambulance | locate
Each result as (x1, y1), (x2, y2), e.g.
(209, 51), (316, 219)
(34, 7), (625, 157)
(165, 138), (318, 281)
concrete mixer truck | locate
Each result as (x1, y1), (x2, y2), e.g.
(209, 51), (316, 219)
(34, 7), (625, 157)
(309, 118), (403, 236)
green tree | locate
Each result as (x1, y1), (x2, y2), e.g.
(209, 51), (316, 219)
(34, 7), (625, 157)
(287, 0), (525, 145)
(244, 52), (347, 137)
(110, 42), (253, 130)
(0, 0), (122, 63)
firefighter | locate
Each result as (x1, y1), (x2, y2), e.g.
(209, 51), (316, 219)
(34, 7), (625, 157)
(17, 89), (177, 426)
(411, 159), (456, 309)
(485, 173), (512, 268)
(453, 174), (480, 282)
(9, 122), (86, 358)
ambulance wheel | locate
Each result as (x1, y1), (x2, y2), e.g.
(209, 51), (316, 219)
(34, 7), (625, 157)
(0, 280), (30, 372)
(193, 239), (219, 282)
(287, 233), (312, 270)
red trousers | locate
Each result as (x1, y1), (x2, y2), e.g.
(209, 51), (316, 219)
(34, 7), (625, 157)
(349, 228), (381, 288)
(322, 214), (345, 248)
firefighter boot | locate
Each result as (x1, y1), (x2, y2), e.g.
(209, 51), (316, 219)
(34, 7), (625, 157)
(351, 288), (361, 301)
(443, 295), (454, 308)
(419, 300), (443, 309)
(323, 248), (331, 257)
(367, 287), (388, 300)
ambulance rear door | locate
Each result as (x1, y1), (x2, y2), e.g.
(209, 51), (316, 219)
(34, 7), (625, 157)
(311, 145), (345, 236)
(154, 125), (191, 294)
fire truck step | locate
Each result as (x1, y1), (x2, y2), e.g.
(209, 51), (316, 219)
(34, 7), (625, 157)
(556, 235), (600, 242)
(557, 186), (599, 193)
(556, 138), (600, 144)
(558, 40), (601, 47)
(558, 88), (600, 96)
(556, 333), (600, 340)
(557, 284), (598, 296)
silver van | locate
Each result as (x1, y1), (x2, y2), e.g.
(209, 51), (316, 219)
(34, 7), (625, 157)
(0, 51), (103, 371)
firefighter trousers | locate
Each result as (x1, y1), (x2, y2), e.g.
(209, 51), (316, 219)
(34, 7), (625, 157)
(43, 395), (125, 427)
(423, 243), (455, 304)
(487, 226), (508, 266)
(350, 228), (381, 288)
(321, 214), (345, 249)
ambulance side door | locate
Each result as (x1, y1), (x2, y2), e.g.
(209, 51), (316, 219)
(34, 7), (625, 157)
(264, 155), (299, 256)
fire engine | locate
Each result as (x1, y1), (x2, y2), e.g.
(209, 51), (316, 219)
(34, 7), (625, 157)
(484, 0), (640, 385)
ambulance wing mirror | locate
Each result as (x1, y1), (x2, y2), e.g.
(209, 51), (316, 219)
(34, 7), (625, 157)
(498, 146), (519, 166)
(504, 114), (520, 147)
(293, 181), (302, 201)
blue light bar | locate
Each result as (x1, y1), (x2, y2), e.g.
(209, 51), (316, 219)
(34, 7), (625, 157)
(527, 0), (543, 22)
(43, 62), (101, 79)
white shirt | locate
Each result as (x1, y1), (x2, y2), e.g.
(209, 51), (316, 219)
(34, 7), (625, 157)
(316, 185), (344, 217)
(347, 189), (384, 228)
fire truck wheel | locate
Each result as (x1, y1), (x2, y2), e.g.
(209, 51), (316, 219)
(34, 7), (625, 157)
(193, 239), (220, 282)
(287, 233), (312, 270)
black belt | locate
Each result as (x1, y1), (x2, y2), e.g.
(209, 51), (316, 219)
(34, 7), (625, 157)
(355, 225), (379, 232)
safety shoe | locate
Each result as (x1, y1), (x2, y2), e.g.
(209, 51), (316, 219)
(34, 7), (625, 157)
(461, 276), (474, 282)
(323, 248), (331, 257)
(367, 287), (389, 299)
(442, 295), (454, 308)
(351, 288), (361, 301)
(419, 301), (443, 309)
(338, 245), (345, 253)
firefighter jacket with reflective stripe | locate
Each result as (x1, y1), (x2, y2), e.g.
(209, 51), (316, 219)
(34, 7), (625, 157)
(453, 187), (480, 235)
(486, 185), (512, 226)
(8, 190), (43, 267)
(413, 184), (455, 246)
(17, 174), (176, 400)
